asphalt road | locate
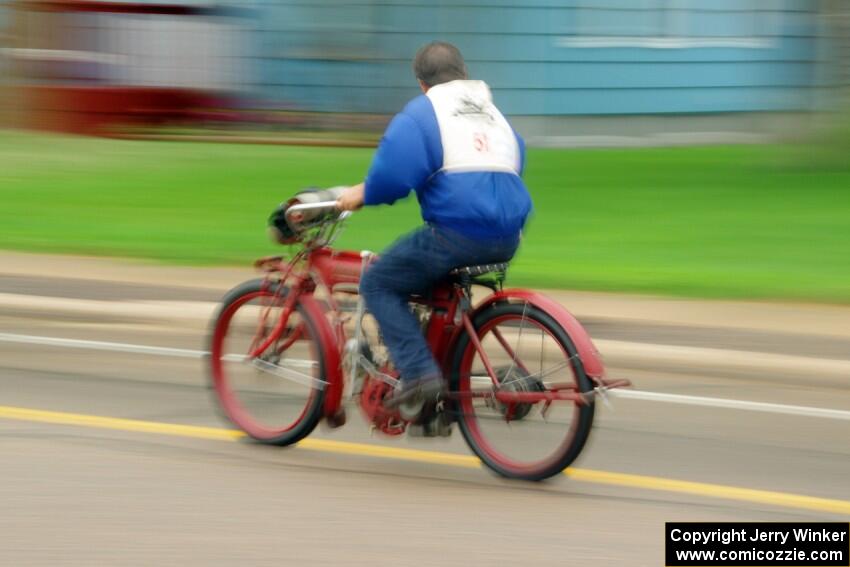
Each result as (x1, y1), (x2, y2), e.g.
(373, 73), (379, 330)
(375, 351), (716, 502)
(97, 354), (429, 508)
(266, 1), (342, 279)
(1, 276), (848, 566)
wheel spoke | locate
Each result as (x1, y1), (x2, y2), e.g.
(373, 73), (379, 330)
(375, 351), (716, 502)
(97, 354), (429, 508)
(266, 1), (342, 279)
(452, 302), (595, 480)
(209, 282), (325, 445)
(251, 358), (328, 390)
(491, 327), (531, 375)
(503, 301), (529, 379)
(520, 359), (573, 384)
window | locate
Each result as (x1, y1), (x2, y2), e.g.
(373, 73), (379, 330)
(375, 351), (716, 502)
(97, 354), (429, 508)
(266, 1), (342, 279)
(559, 0), (782, 49)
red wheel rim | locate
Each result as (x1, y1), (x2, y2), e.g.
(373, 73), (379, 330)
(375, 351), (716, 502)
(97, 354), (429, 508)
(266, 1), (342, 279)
(210, 290), (317, 440)
(458, 313), (581, 476)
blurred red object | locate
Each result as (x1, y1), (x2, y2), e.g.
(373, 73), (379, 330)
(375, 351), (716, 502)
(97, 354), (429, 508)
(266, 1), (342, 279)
(18, 86), (231, 134)
(7, 0), (245, 134)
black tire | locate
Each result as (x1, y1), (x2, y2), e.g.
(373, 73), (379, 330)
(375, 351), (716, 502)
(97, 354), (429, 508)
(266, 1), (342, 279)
(208, 279), (326, 446)
(450, 301), (595, 481)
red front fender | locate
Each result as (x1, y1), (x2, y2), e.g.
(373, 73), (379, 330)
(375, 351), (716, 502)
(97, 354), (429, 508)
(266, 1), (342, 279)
(473, 289), (606, 378)
(297, 293), (345, 417)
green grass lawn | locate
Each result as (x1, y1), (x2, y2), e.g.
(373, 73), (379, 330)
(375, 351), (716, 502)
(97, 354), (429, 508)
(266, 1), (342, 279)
(1, 130), (848, 303)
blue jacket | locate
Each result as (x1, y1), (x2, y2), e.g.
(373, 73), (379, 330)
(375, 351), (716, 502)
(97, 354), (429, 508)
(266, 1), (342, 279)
(364, 91), (532, 240)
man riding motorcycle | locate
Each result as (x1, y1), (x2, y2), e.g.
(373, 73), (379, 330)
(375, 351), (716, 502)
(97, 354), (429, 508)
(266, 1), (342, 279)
(336, 41), (532, 413)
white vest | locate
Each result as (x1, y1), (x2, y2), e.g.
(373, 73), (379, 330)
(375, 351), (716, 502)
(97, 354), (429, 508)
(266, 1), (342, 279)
(426, 80), (520, 175)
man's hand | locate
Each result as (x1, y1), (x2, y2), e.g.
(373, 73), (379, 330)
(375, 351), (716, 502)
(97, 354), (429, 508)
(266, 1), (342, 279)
(337, 183), (365, 211)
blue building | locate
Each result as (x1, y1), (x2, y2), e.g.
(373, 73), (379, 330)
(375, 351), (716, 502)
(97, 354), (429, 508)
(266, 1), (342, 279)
(2, 0), (845, 143)
(244, 0), (842, 143)
(259, 1), (815, 109)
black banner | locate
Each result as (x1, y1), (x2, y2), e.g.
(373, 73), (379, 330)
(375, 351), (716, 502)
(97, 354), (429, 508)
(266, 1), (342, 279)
(666, 523), (849, 566)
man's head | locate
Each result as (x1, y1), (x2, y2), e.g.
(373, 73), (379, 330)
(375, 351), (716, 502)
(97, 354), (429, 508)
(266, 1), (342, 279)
(413, 41), (468, 92)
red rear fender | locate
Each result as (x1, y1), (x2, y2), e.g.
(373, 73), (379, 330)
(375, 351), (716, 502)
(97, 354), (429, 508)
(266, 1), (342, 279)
(473, 289), (605, 378)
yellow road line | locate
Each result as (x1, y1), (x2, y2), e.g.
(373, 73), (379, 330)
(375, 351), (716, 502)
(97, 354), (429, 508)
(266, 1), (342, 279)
(2, 404), (848, 516)
(0, 405), (244, 441)
(563, 469), (850, 516)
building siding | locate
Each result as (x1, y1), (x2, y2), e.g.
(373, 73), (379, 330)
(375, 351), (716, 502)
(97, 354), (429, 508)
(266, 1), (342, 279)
(248, 0), (823, 115)
(0, 0), (829, 117)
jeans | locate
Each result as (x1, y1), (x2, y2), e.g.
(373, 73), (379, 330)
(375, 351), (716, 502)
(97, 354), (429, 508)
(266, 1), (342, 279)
(360, 225), (519, 382)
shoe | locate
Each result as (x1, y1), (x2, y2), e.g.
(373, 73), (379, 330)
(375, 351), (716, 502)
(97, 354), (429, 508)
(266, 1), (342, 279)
(383, 374), (444, 410)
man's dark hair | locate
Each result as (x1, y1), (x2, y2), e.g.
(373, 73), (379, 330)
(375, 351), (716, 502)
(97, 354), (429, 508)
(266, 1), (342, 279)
(413, 41), (468, 87)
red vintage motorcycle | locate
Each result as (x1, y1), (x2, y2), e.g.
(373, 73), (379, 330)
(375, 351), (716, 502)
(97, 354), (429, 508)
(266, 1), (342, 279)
(208, 189), (630, 481)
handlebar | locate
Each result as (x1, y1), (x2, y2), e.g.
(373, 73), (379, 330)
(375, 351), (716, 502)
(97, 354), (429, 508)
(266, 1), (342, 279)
(284, 187), (348, 232)
(285, 200), (340, 216)
(268, 187), (351, 248)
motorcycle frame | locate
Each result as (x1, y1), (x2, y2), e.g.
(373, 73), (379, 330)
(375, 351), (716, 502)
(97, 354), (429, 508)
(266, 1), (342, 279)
(253, 206), (621, 421)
